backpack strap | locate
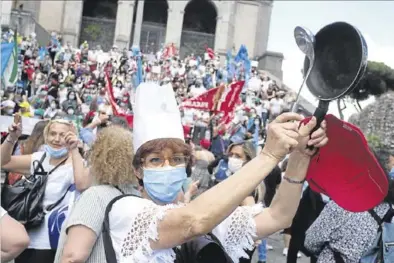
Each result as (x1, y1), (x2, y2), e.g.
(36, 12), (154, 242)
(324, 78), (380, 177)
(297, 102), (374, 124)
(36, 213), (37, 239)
(332, 249), (346, 263)
(368, 209), (383, 229)
(383, 205), (394, 223)
(368, 205), (394, 230)
(32, 152), (47, 176)
(102, 193), (141, 263)
(45, 184), (73, 212)
(206, 233), (234, 263)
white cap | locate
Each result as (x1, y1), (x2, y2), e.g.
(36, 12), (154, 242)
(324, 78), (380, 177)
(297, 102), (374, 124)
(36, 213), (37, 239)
(251, 60), (258, 67)
(133, 82), (184, 153)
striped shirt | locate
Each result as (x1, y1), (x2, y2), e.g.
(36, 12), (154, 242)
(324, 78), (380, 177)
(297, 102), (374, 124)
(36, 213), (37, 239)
(54, 184), (140, 263)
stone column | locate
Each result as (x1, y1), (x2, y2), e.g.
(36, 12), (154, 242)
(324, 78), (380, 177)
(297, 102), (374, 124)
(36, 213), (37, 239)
(164, 8), (185, 48)
(132, 0), (144, 46)
(114, 0), (135, 49)
(0, 0), (13, 27)
(62, 0), (84, 47)
(213, 2), (235, 64)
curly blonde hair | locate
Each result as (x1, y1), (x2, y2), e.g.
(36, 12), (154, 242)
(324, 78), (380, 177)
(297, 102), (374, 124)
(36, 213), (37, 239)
(88, 126), (135, 185)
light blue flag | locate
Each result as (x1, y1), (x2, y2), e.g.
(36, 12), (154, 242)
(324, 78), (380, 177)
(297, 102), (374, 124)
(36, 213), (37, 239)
(1, 34), (18, 87)
(234, 45), (251, 81)
(132, 46), (143, 88)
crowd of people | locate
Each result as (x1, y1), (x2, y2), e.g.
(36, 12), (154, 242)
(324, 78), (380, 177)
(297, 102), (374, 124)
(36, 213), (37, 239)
(0, 29), (393, 263)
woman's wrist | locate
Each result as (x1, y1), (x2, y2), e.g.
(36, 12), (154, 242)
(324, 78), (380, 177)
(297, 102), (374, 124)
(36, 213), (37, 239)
(285, 152), (311, 181)
(6, 135), (17, 144)
(260, 148), (282, 165)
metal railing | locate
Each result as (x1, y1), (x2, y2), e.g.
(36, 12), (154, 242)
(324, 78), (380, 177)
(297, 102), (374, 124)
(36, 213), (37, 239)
(1, 9), (51, 47)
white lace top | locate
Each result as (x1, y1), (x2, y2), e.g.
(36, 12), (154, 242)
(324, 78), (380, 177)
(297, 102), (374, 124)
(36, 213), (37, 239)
(109, 197), (264, 263)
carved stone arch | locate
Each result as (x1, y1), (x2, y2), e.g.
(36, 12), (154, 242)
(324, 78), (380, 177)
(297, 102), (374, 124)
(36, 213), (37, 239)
(180, 0), (218, 57)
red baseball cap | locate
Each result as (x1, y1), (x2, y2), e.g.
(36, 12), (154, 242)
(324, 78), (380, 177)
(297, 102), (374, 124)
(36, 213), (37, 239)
(200, 139), (211, 150)
(305, 114), (388, 212)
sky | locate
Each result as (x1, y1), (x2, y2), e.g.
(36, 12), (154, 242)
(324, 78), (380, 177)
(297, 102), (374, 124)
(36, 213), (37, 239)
(268, 1), (394, 120)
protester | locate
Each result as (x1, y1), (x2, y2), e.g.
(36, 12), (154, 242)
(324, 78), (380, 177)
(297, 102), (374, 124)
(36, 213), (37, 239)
(304, 156), (394, 263)
(101, 81), (328, 262)
(1, 119), (91, 263)
(190, 140), (215, 196)
(55, 126), (137, 263)
(0, 29), (311, 263)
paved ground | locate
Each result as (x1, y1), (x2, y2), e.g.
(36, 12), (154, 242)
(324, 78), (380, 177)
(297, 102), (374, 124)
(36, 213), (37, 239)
(251, 233), (310, 263)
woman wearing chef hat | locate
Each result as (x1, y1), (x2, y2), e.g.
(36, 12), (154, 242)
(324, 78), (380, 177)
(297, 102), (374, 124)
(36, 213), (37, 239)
(93, 81), (328, 262)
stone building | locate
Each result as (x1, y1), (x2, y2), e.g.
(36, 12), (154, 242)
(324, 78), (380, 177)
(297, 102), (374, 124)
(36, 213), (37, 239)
(348, 91), (394, 151)
(3, 0), (283, 79)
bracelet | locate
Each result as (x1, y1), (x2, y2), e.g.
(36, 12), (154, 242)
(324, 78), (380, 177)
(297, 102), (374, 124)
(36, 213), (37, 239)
(283, 176), (305, 184)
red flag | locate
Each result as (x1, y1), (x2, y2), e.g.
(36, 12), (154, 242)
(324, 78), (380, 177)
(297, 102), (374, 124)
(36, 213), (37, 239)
(181, 81), (244, 124)
(105, 72), (134, 128)
(162, 43), (178, 60)
(105, 72), (119, 115)
(205, 45), (215, 60)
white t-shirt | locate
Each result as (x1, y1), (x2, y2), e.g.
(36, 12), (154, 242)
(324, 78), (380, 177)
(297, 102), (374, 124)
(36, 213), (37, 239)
(182, 109), (195, 125)
(189, 85), (206, 98)
(109, 197), (264, 263)
(27, 151), (76, 249)
(270, 98), (284, 115)
(247, 77), (262, 92)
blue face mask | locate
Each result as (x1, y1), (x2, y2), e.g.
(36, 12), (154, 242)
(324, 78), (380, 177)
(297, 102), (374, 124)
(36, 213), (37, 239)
(44, 144), (68, 159)
(143, 166), (187, 204)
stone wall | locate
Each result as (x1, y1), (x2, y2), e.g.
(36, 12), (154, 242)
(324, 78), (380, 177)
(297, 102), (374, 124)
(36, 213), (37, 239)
(79, 16), (116, 51)
(138, 22), (166, 54)
(258, 51), (284, 81)
(348, 91), (394, 151)
(180, 29), (215, 58)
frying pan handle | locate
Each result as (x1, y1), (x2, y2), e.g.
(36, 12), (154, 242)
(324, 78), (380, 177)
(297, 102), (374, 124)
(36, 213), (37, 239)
(306, 100), (330, 150)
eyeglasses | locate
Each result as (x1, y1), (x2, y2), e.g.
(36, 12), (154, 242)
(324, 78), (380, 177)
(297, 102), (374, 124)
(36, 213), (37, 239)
(141, 155), (189, 168)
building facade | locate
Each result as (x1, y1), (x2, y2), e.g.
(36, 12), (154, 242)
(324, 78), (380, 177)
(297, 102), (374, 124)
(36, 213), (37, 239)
(3, 0), (283, 79)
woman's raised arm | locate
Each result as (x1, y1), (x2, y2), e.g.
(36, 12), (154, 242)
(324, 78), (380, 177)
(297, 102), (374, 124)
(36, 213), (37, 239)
(1, 123), (31, 175)
(150, 113), (304, 250)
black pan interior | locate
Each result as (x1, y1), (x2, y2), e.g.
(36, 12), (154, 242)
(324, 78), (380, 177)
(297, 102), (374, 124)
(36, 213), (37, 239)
(304, 22), (364, 100)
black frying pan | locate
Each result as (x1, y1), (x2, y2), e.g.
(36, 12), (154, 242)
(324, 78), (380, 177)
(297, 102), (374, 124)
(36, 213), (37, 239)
(303, 22), (368, 143)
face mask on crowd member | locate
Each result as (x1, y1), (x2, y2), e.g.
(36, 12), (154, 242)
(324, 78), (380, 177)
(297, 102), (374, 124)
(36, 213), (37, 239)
(68, 92), (76, 100)
(134, 139), (190, 204)
(227, 143), (255, 174)
(132, 82), (192, 204)
(43, 120), (73, 159)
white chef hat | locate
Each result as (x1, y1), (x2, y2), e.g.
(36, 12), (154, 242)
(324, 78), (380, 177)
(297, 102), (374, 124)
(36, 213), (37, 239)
(133, 82), (184, 153)
(251, 60), (258, 67)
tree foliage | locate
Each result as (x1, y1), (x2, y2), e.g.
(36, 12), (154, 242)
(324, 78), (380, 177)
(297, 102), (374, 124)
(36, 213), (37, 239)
(348, 61), (394, 101)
